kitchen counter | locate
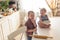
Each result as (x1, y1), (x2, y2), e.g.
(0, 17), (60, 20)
(0, 11), (20, 40)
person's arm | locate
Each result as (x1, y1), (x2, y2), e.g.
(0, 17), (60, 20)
(39, 16), (47, 25)
(39, 16), (43, 23)
(31, 19), (37, 32)
(31, 19), (37, 27)
(46, 15), (50, 22)
(27, 30), (34, 32)
(27, 27), (37, 32)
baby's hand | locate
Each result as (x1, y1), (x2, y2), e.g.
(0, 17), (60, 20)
(31, 19), (37, 27)
(31, 19), (35, 23)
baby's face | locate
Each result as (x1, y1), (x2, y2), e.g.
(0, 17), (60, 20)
(40, 10), (46, 15)
(28, 13), (35, 19)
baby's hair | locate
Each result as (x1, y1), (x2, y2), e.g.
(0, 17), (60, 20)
(40, 8), (46, 12)
(28, 11), (34, 16)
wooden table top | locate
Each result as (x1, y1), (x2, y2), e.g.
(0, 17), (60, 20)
(32, 17), (60, 40)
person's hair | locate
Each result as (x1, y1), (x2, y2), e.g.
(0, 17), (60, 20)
(28, 11), (34, 16)
(9, 1), (15, 5)
(40, 8), (46, 12)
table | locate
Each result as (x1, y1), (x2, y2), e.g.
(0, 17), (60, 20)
(32, 17), (60, 40)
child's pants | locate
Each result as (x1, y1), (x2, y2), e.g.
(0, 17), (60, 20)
(27, 35), (32, 40)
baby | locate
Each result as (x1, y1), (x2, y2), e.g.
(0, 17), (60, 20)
(38, 8), (51, 28)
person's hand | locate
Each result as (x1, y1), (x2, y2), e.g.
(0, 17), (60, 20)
(31, 19), (37, 27)
(33, 28), (37, 34)
(27, 28), (37, 32)
(33, 28), (37, 32)
(31, 19), (35, 23)
(27, 29), (34, 32)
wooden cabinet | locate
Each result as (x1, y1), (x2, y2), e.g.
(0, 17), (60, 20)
(1, 19), (10, 40)
(0, 24), (4, 40)
(0, 11), (20, 40)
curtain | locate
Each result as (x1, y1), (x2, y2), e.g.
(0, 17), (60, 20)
(45, 0), (57, 16)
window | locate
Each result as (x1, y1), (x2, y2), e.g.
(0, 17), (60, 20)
(20, 0), (51, 12)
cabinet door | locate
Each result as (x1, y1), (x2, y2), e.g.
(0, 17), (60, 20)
(2, 20), (10, 40)
(0, 24), (4, 40)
